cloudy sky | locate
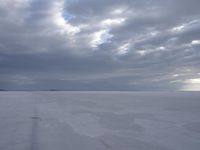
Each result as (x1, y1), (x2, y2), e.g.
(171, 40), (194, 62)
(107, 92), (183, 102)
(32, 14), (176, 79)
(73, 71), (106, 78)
(0, 0), (200, 91)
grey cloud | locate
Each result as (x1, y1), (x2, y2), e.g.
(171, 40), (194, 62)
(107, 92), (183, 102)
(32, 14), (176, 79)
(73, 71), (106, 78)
(0, 0), (200, 90)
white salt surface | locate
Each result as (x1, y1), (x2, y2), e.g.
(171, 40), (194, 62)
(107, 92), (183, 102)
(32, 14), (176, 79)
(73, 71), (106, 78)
(0, 92), (200, 150)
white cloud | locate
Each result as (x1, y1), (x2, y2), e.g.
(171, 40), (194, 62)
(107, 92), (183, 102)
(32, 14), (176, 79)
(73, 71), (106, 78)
(171, 19), (200, 33)
(181, 78), (200, 91)
(191, 40), (200, 45)
(136, 50), (147, 56)
(150, 31), (159, 36)
(172, 25), (185, 32)
(117, 43), (130, 55)
(111, 8), (126, 15)
(185, 78), (200, 84)
(90, 30), (113, 48)
(52, 0), (80, 35)
(101, 18), (126, 27)
(157, 46), (166, 51)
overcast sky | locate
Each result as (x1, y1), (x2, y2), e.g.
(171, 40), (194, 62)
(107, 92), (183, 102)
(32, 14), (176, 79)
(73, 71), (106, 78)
(0, 0), (200, 91)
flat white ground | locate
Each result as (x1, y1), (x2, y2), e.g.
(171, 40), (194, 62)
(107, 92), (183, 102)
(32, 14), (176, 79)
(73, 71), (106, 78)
(0, 92), (200, 150)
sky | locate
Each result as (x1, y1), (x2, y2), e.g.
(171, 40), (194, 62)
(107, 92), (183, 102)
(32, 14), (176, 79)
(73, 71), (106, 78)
(0, 0), (200, 91)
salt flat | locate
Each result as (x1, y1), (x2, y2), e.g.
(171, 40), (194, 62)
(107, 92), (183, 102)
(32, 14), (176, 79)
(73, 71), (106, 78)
(0, 92), (200, 150)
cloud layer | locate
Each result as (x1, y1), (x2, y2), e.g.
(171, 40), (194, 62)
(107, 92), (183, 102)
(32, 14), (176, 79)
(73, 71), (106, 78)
(0, 0), (200, 90)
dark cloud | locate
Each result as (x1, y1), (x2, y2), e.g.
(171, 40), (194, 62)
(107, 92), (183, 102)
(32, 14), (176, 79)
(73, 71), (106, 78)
(0, 0), (200, 91)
